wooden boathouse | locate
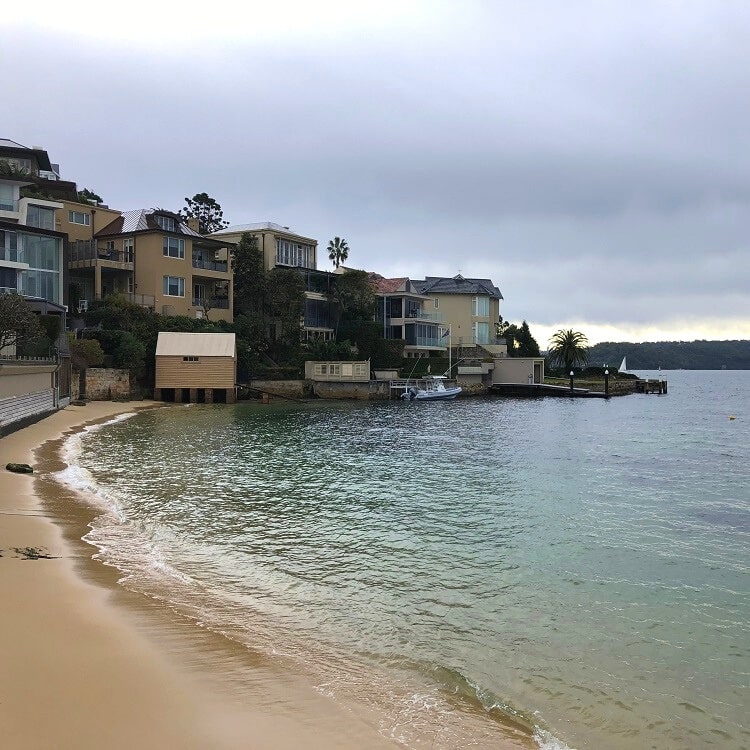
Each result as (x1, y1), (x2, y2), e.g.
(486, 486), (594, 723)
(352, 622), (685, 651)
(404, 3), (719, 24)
(154, 332), (236, 403)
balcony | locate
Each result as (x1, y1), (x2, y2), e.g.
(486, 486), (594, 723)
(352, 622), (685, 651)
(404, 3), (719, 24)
(1, 285), (24, 295)
(0, 199), (19, 213)
(69, 241), (133, 268)
(93, 292), (155, 309)
(193, 296), (229, 309)
(192, 256), (228, 273)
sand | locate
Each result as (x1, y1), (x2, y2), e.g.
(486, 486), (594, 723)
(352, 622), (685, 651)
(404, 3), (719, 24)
(0, 402), (401, 750)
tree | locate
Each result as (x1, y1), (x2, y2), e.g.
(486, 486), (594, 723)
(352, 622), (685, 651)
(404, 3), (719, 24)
(329, 269), (375, 333)
(327, 236), (349, 269)
(231, 232), (266, 317)
(516, 320), (541, 357)
(77, 187), (103, 205)
(180, 192), (230, 235)
(0, 293), (44, 352)
(547, 328), (589, 370)
(68, 334), (105, 399)
(267, 268), (305, 347)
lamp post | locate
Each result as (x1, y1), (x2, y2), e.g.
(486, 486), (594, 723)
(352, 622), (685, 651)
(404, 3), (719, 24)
(604, 368), (609, 398)
(569, 370), (574, 393)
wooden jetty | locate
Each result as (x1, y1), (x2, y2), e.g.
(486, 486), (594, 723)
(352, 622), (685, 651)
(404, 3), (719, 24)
(490, 378), (668, 398)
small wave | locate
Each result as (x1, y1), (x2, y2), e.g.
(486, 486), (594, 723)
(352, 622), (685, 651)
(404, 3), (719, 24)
(533, 727), (577, 750)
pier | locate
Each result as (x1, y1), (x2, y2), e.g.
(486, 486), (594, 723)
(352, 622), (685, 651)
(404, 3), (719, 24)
(490, 378), (668, 398)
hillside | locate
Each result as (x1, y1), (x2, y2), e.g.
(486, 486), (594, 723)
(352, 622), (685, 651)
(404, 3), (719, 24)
(587, 340), (750, 370)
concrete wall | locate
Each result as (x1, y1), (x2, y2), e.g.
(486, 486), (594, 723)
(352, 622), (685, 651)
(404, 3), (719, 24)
(0, 364), (55, 398)
(491, 357), (545, 384)
(419, 292), (500, 348)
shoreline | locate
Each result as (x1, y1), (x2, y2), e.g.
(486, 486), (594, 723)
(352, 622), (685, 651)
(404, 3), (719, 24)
(0, 402), (408, 750)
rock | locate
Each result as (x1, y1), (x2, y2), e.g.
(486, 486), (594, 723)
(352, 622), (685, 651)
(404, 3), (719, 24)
(6, 463), (33, 474)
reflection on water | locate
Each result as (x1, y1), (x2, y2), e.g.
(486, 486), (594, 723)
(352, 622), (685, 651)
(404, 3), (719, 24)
(62, 371), (750, 750)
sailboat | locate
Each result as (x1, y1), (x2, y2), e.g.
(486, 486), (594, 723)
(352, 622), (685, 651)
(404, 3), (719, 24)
(619, 356), (627, 372)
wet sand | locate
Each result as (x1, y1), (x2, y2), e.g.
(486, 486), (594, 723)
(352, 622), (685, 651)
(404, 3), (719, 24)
(0, 402), (404, 750)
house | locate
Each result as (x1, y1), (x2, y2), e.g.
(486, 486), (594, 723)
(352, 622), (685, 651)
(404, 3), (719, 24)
(413, 275), (504, 354)
(1, 141), (67, 310)
(369, 274), (447, 358)
(154, 332), (236, 403)
(68, 209), (234, 321)
(209, 222), (334, 341)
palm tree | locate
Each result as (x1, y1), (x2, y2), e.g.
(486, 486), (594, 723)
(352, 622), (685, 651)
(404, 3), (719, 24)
(327, 236), (349, 269)
(547, 329), (589, 371)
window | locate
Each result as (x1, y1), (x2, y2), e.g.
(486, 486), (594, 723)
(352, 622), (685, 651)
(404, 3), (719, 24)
(472, 295), (489, 317)
(182, 356), (199, 362)
(0, 184), (16, 211)
(69, 210), (90, 225)
(473, 321), (490, 344)
(163, 237), (185, 258)
(0, 230), (19, 262)
(163, 275), (185, 297)
(154, 215), (176, 232)
(123, 237), (134, 262)
(26, 204), (55, 230)
(433, 298), (439, 309)
(275, 238), (314, 268)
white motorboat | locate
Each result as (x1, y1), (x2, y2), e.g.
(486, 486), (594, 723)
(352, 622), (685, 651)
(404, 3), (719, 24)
(401, 376), (462, 401)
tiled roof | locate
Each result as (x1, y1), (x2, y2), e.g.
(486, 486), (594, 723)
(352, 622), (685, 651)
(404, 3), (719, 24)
(414, 275), (503, 300)
(368, 273), (409, 294)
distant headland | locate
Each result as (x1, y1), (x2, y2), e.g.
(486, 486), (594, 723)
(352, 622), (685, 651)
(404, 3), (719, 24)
(587, 340), (750, 370)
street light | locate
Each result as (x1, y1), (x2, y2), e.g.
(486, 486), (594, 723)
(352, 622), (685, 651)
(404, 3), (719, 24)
(604, 368), (609, 398)
(569, 370), (574, 393)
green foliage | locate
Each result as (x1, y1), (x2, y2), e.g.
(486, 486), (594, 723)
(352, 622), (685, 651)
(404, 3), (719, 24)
(68, 334), (105, 370)
(77, 187), (103, 205)
(0, 293), (44, 351)
(338, 320), (404, 367)
(330, 269), (375, 330)
(232, 233), (266, 316)
(498, 319), (541, 357)
(180, 192), (229, 234)
(268, 267), (305, 346)
(587, 340), (750, 370)
(327, 236), (350, 269)
(82, 330), (146, 374)
(547, 329), (589, 371)
(307, 338), (358, 361)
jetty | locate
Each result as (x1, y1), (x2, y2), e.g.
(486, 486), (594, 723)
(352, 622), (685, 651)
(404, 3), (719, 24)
(490, 378), (667, 398)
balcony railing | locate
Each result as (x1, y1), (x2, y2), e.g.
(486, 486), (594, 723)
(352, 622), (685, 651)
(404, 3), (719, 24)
(93, 292), (155, 308)
(1, 285), (24, 295)
(192, 296), (230, 309)
(0, 199), (19, 212)
(192, 256), (228, 273)
(69, 241), (133, 265)
(405, 337), (448, 348)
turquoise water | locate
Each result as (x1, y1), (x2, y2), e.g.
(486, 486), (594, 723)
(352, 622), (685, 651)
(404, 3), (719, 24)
(59, 371), (749, 749)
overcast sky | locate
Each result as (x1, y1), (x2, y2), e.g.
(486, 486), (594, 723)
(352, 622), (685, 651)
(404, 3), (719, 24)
(5, 0), (749, 345)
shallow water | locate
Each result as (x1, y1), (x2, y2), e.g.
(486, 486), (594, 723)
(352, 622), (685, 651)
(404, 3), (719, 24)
(58, 371), (750, 749)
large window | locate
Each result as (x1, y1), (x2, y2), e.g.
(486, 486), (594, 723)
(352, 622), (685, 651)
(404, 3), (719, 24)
(275, 239), (314, 268)
(154, 215), (176, 232)
(69, 210), (90, 225)
(473, 321), (490, 344)
(472, 295), (489, 317)
(0, 184), (16, 211)
(123, 237), (134, 262)
(163, 237), (185, 258)
(26, 204), (55, 230)
(0, 230), (19, 262)
(163, 275), (185, 297)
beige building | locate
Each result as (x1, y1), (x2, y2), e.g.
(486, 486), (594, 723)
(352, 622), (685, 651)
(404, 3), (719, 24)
(68, 209), (234, 322)
(414, 275), (504, 354)
(210, 222), (334, 340)
(154, 332), (236, 403)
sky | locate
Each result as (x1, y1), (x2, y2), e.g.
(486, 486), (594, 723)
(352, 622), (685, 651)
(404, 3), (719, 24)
(4, 0), (749, 345)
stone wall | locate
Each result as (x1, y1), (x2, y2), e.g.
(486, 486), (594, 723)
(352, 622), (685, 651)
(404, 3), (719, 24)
(72, 368), (131, 400)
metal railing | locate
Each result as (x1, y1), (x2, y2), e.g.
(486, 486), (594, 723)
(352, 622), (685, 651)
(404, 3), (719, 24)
(69, 241), (133, 264)
(93, 292), (155, 308)
(192, 296), (230, 309)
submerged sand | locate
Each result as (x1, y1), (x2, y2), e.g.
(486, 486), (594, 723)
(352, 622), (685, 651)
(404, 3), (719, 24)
(0, 402), (533, 750)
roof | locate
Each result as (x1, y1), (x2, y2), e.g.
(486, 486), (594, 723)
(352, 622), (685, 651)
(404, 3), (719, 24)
(414, 274), (503, 300)
(98, 209), (207, 239)
(0, 139), (53, 172)
(156, 332), (236, 358)
(210, 222), (316, 243)
(367, 273), (427, 297)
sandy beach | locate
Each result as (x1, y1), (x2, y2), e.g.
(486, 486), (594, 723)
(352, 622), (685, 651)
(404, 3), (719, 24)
(0, 402), (402, 750)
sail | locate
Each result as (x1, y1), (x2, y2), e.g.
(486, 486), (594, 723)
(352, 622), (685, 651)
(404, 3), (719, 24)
(619, 356), (627, 372)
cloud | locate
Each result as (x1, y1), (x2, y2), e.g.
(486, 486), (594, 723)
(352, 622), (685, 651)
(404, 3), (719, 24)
(4, 1), (750, 343)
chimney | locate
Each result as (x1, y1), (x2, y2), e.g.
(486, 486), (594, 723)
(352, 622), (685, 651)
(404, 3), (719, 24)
(187, 217), (200, 233)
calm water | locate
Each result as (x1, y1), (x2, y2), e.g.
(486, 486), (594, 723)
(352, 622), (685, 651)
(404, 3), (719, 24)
(58, 371), (749, 750)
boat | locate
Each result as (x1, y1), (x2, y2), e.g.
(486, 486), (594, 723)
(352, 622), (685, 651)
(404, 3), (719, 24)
(401, 376), (462, 401)
(619, 356), (627, 372)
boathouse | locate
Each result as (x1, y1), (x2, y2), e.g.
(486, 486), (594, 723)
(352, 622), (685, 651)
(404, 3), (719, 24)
(154, 332), (236, 403)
